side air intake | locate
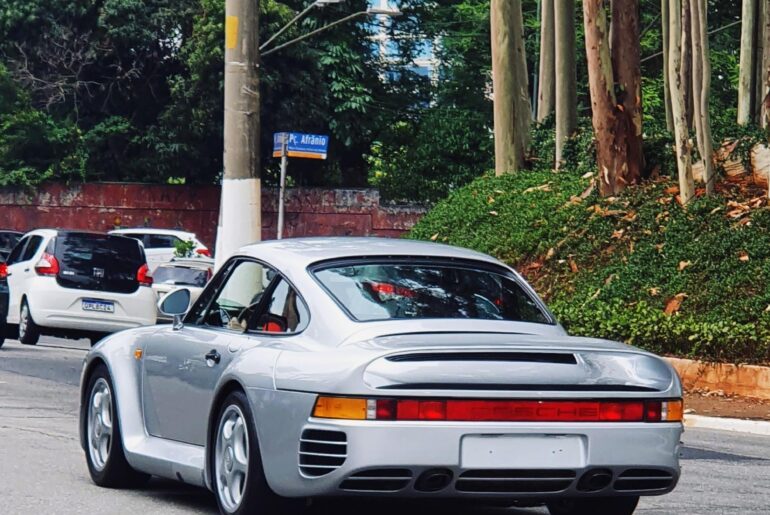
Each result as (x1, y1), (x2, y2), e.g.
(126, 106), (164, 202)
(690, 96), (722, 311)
(299, 429), (347, 478)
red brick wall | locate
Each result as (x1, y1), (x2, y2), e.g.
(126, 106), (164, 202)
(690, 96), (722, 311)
(0, 183), (426, 248)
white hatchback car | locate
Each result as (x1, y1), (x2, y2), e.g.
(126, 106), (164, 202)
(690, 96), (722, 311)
(109, 228), (211, 272)
(3, 230), (157, 345)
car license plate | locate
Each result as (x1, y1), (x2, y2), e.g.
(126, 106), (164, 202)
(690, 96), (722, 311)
(461, 435), (586, 469)
(82, 299), (115, 313)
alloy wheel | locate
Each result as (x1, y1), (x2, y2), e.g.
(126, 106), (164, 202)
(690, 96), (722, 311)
(87, 378), (113, 471)
(215, 405), (250, 513)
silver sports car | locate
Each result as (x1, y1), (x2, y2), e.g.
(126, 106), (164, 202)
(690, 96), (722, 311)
(79, 238), (682, 515)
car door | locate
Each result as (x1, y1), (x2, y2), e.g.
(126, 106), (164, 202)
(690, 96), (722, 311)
(141, 258), (275, 446)
(5, 235), (44, 324)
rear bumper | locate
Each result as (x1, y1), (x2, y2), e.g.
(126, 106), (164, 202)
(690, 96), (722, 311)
(26, 278), (156, 333)
(248, 389), (682, 500)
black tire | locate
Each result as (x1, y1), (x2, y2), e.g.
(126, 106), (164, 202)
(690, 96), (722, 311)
(89, 333), (109, 346)
(83, 364), (150, 488)
(18, 299), (40, 346)
(211, 390), (297, 515)
(547, 496), (640, 515)
(0, 322), (5, 348)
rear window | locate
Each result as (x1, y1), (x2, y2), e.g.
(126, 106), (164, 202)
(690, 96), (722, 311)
(154, 266), (210, 287)
(54, 234), (146, 294)
(313, 261), (552, 324)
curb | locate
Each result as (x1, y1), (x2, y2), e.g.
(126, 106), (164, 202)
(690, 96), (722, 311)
(684, 414), (770, 436)
(666, 357), (770, 401)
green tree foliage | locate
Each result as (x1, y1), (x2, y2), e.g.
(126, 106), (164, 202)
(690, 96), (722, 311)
(0, 0), (427, 187)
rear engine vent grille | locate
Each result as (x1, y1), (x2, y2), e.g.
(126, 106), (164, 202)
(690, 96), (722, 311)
(456, 469), (576, 493)
(614, 468), (675, 491)
(386, 352), (577, 365)
(339, 468), (413, 492)
(299, 429), (347, 478)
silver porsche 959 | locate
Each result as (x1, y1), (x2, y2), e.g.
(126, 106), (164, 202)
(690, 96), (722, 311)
(79, 238), (683, 515)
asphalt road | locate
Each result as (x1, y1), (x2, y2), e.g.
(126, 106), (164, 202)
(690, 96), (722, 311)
(1, 337), (769, 514)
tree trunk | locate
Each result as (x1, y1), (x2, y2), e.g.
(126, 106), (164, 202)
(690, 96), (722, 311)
(491, 0), (529, 174)
(760, 1), (770, 127)
(611, 0), (643, 184)
(755, 0), (766, 122)
(662, 0), (674, 131)
(691, 0), (715, 194)
(583, 0), (625, 196)
(555, 0), (578, 166)
(537, 0), (556, 123)
(512, 0), (532, 157)
(738, 0), (758, 125)
(682, 1), (694, 130)
(669, 0), (695, 204)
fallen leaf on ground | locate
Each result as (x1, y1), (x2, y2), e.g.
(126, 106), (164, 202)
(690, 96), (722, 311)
(664, 293), (688, 315)
(569, 259), (579, 273)
(582, 172), (594, 179)
(488, 211), (498, 216)
(523, 183), (551, 194)
(430, 233), (439, 241)
(649, 287), (660, 296)
(487, 196), (495, 204)
(612, 229), (625, 239)
(739, 251), (750, 262)
(665, 185), (680, 195)
(679, 261), (691, 271)
(545, 248), (556, 260)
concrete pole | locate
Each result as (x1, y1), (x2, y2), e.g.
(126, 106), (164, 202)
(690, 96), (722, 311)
(215, 0), (262, 268)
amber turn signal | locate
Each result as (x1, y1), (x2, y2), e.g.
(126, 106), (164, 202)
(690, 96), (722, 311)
(313, 396), (368, 420)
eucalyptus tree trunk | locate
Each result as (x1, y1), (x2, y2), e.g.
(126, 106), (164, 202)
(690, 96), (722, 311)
(611, 0), (643, 184)
(662, 0), (674, 131)
(491, 0), (530, 175)
(755, 0), (767, 123)
(555, 0), (578, 167)
(690, 0), (715, 194)
(682, 1), (694, 130)
(537, 0), (555, 123)
(738, 0), (758, 125)
(668, 0), (695, 204)
(757, 2), (770, 129)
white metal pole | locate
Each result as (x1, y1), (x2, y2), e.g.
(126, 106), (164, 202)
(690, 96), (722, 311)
(277, 134), (289, 240)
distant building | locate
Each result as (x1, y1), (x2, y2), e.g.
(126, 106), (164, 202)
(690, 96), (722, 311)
(369, 0), (438, 82)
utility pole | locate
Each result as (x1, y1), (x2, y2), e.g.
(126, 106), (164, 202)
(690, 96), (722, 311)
(216, 0), (262, 268)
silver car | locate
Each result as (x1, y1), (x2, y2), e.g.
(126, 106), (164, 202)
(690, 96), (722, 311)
(79, 238), (683, 515)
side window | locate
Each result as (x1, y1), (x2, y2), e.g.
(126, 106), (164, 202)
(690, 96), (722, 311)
(21, 236), (43, 262)
(122, 234), (146, 246)
(200, 260), (274, 331)
(259, 279), (309, 334)
(147, 234), (182, 249)
(6, 237), (29, 265)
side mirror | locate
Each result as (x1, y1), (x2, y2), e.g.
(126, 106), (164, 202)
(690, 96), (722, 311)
(158, 288), (191, 330)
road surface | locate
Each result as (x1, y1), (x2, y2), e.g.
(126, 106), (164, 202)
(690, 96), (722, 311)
(1, 337), (768, 514)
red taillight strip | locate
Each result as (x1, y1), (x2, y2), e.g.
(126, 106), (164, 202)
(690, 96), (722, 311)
(312, 396), (683, 423)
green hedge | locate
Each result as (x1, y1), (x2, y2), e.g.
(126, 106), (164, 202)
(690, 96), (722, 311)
(410, 171), (770, 364)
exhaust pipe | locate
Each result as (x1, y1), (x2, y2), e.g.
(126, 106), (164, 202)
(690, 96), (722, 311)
(577, 468), (613, 492)
(415, 469), (453, 492)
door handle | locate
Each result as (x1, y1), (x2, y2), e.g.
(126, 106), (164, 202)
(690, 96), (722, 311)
(23, 269), (29, 272)
(205, 349), (221, 366)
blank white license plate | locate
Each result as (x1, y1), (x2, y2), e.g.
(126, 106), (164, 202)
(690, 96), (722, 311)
(82, 300), (115, 313)
(461, 435), (586, 469)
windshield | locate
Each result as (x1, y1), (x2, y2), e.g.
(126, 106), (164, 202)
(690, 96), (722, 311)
(313, 261), (552, 324)
(154, 266), (210, 287)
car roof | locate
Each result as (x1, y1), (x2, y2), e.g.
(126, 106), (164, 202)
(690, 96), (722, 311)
(0, 230), (23, 235)
(235, 237), (505, 270)
(110, 228), (197, 238)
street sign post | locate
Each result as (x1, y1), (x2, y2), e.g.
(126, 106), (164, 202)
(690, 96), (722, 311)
(273, 132), (330, 239)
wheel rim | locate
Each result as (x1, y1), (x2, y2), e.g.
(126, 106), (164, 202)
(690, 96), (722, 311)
(215, 405), (249, 513)
(19, 303), (29, 339)
(87, 378), (114, 471)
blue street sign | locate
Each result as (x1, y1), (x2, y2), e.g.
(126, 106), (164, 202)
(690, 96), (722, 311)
(273, 132), (330, 160)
